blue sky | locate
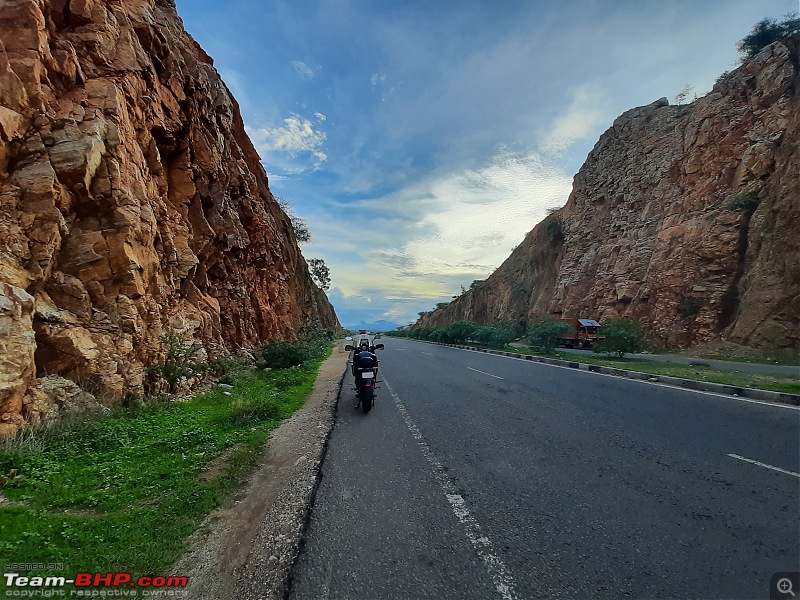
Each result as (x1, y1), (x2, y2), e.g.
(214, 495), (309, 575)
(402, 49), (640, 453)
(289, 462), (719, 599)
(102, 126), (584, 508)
(175, 0), (796, 329)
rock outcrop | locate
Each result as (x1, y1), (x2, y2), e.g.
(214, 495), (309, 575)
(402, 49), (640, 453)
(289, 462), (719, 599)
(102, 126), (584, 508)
(418, 35), (799, 350)
(0, 0), (340, 434)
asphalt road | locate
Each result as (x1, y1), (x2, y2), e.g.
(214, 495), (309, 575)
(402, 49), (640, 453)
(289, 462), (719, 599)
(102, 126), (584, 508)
(290, 338), (800, 600)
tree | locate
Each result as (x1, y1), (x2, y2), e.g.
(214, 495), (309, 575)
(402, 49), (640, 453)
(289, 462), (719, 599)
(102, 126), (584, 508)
(594, 318), (644, 358)
(276, 195), (312, 244)
(446, 321), (477, 344)
(290, 216), (312, 244)
(736, 13), (800, 61)
(308, 258), (331, 290)
(673, 84), (695, 105)
(545, 218), (564, 243)
(528, 319), (571, 353)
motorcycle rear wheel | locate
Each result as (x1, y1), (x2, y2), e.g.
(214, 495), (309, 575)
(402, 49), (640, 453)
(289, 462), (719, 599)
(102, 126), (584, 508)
(361, 386), (373, 413)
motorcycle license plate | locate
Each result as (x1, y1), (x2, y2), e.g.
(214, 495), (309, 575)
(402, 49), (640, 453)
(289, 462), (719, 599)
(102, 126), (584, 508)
(360, 372), (374, 379)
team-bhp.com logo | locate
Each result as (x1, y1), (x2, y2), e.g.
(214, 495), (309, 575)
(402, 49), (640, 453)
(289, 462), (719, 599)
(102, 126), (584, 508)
(4, 572), (188, 597)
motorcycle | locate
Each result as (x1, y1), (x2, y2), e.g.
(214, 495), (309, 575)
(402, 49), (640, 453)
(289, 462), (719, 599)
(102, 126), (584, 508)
(345, 339), (384, 413)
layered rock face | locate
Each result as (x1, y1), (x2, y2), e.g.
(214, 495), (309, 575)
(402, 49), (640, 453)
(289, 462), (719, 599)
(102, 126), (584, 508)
(419, 35), (799, 349)
(0, 0), (340, 434)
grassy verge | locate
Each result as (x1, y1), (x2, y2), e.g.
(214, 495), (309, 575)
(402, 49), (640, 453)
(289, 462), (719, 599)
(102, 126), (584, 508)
(0, 345), (331, 586)
(504, 346), (800, 395)
(656, 347), (800, 367)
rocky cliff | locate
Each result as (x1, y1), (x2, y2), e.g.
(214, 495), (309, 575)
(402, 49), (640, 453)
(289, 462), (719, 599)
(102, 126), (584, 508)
(418, 35), (799, 350)
(0, 0), (340, 435)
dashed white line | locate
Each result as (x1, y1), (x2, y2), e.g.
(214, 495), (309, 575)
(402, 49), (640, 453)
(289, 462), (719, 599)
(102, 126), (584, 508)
(727, 454), (800, 478)
(383, 378), (519, 600)
(467, 367), (504, 380)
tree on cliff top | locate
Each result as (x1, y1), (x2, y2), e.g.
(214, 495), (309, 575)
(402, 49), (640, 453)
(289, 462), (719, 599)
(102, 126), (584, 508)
(308, 258), (331, 290)
(276, 195), (312, 244)
(737, 12), (799, 60)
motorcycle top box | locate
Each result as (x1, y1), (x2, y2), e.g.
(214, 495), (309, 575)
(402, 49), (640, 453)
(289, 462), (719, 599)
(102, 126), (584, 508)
(345, 342), (384, 414)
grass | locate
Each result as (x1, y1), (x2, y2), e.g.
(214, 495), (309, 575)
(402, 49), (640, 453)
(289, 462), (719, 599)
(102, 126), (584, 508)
(0, 346), (331, 587)
(659, 347), (800, 367)
(505, 347), (800, 395)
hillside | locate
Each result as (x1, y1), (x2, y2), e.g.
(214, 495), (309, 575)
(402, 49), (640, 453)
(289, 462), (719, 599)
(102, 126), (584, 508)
(0, 0), (340, 435)
(417, 34), (799, 350)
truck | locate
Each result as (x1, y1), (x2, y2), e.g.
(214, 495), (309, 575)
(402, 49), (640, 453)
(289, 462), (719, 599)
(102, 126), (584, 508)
(558, 318), (603, 350)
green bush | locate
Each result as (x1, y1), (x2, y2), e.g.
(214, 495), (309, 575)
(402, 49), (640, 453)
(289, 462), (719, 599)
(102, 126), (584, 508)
(487, 323), (517, 346)
(726, 192), (760, 213)
(256, 338), (327, 369)
(528, 319), (572, 353)
(545, 219), (564, 242)
(594, 318), (644, 358)
(446, 321), (478, 344)
(737, 13), (799, 60)
(148, 331), (208, 393)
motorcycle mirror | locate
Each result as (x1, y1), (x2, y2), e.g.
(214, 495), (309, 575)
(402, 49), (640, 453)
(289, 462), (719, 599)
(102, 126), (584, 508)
(345, 336), (353, 341)
(344, 345), (355, 351)
(374, 344), (385, 350)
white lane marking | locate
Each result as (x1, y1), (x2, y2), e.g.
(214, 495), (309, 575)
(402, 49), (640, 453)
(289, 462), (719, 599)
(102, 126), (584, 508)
(727, 454), (800, 478)
(422, 351), (433, 356)
(416, 343), (800, 411)
(383, 378), (519, 600)
(468, 367), (504, 380)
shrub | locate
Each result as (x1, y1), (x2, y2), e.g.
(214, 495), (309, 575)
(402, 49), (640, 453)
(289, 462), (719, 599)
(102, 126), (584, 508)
(488, 323), (516, 346)
(677, 297), (704, 318)
(474, 326), (496, 345)
(726, 192), (760, 213)
(446, 321), (478, 344)
(545, 219), (564, 242)
(148, 331), (207, 393)
(736, 13), (800, 61)
(528, 319), (572, 353)
(256, 338), (327, 370)
(594, 318), (644, 358)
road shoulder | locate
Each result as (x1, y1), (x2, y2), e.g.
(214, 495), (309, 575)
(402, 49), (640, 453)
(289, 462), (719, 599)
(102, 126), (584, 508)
(176, 344), (348, 600)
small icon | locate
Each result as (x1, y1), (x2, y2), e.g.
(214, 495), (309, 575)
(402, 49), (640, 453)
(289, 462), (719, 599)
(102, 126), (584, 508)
(772, 573), (800, 600)
(778, 579), (795, 597)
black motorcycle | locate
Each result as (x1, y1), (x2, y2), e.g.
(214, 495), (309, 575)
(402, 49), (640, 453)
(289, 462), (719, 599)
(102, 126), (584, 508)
(345, 340), (384, 413)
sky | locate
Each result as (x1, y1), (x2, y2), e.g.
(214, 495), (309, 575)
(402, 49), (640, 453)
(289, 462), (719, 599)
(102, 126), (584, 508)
(175, 0), (797, 329)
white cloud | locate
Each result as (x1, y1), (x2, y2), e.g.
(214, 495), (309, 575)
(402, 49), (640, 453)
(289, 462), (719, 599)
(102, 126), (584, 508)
(248, 113), (328, 172)
(540, 86), (610, 156)
(329, 148), (572, 281)
(291, 60), (319, 80)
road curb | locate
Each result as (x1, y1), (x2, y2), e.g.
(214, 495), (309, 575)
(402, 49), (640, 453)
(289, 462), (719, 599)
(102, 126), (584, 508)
(421, 341), (800, 406)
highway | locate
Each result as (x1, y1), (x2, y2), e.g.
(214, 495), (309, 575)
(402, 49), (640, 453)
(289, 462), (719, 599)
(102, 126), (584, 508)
(290, 338), (800, 599)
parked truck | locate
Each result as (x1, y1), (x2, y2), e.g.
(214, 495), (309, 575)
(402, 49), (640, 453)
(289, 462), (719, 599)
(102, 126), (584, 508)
(558, 318), (603, 349)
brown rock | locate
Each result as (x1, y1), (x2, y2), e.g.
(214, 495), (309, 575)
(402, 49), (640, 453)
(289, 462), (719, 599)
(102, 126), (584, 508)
(420, 35), (800, 350)
(23, 375), (104, 427)
(0, 283), (36, 436)
(0, 0), (340, 431)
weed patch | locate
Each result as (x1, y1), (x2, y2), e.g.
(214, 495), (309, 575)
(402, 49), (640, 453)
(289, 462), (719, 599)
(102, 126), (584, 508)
(0, 346), (331, 586)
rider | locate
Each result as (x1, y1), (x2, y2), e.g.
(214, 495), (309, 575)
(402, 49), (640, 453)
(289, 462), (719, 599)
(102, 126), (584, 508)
(352, 339), (374, 374)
